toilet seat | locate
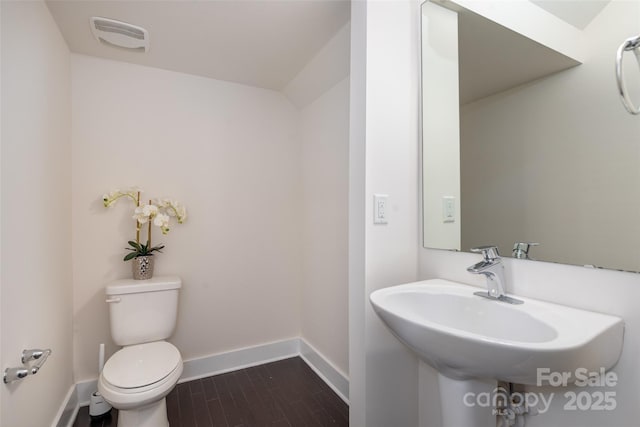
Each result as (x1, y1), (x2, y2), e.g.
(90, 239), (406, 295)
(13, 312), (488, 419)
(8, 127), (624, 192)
(102, 341), (181, 392)
(98, 341), (183, 411)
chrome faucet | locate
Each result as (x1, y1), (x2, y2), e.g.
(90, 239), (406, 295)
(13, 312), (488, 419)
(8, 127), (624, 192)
(512, 242), (539, 260)
(467, 246), (523, 304)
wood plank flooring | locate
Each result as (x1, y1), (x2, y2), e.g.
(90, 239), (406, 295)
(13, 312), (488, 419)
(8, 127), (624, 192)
(73, 356), (348, 427)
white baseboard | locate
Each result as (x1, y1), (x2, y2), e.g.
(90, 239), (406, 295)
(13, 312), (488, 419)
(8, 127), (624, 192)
(179, 337), (300, 383)
(56, 337), (349, 425)
(299, 339), (349, 403)
(53, 384), (78, 427)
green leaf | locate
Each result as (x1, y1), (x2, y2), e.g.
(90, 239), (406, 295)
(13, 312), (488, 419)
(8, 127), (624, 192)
(127, 241), (142, 250)
(123, 252), (137, 261)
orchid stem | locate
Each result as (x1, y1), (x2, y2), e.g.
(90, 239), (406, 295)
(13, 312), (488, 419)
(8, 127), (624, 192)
(136, 191), (141, 245)
(148, 199), (152, 248)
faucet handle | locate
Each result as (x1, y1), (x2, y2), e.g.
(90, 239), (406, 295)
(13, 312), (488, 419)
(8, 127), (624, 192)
(470, 245), (501, 261)
(512, 242), (539, 259)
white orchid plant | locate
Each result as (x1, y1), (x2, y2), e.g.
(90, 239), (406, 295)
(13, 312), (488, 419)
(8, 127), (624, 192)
(102, 187), (187, 261)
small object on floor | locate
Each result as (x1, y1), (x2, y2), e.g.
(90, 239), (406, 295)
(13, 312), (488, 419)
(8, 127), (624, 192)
(89, 343), (112, 419)
(89, 391), (112, 419)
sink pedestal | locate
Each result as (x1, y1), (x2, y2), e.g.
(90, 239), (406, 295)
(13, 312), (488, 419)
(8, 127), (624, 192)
(438, 374), (496, 427)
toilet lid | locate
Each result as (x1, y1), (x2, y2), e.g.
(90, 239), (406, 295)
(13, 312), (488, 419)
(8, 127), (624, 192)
(102, 341), (181, 389)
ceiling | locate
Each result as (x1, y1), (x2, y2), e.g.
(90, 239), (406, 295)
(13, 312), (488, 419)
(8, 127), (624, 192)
(531, 0), (611, 29)
(46, 0), (350, 91)
(458, 9), (581, 104)
(430, 0), (611, 104)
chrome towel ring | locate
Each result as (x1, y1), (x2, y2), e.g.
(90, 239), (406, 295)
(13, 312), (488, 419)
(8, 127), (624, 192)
(616, 34), (640, 115)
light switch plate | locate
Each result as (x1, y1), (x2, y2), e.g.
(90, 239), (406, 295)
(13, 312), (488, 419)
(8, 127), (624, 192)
(374, 194), (388, 224)
(442, 196), (455, 223)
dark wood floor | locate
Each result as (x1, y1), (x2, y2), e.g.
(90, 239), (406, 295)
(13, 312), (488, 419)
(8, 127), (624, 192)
(73, 356), (349, 427)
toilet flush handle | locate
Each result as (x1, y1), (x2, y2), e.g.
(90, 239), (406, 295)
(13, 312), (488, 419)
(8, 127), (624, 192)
(105, 297), (121, 303)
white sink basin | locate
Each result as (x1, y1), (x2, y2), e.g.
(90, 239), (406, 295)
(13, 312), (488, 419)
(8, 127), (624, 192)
(370, 279), (624, 385)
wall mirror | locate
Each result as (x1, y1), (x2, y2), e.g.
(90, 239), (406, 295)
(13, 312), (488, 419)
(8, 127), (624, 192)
(421, 0), (640, 272)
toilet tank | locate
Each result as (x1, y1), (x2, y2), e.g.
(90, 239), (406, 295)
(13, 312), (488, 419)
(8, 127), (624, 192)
(105, 276), (181, 346)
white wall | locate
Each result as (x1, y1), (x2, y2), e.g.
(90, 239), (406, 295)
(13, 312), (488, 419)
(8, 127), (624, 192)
(299, 76), (350, 376)
(348, 0), (368, 423)
(460, 0), (640, 271)
(350, 0), (422, 425)
(71, 55), (302, 382)
(1, 2), (74, 426)
(284, 18), (352, 379)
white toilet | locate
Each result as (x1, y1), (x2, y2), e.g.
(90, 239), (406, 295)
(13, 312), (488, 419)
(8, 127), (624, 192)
(98, 276), (183, 427)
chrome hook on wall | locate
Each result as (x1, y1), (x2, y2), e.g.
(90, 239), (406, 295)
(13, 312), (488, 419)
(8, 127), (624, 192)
(3, 348), (52, 384)
(616, 34), (640, 115)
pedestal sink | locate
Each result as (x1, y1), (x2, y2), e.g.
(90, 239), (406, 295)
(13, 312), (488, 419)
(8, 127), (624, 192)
(370, 279), (624, 426)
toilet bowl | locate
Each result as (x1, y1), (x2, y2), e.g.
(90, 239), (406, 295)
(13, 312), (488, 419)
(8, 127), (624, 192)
(100, 276), (183, 427)
(98, 341), (183, 427)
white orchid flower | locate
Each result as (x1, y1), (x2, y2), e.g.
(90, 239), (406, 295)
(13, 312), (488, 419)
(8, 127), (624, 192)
(175, 205), (187, 223)
(103, 189), (122, 207)
(154, 213), (171, 234)
(102, 187), (141, 207)
(133, 203), (159, 224)
(143, 204), (158, 217)
(153, 198), (187, 223)
(132, 207), (148, 224)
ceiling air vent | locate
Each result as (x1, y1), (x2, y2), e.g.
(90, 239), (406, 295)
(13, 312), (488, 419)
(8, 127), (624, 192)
(90, 17), (149, 52)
